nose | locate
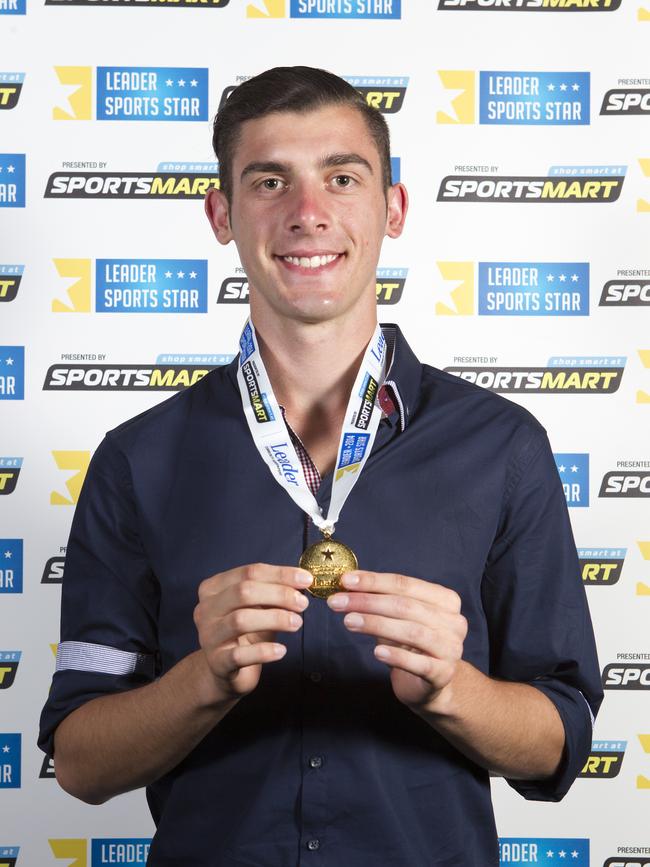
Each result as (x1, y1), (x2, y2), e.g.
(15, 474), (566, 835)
(285, 180), (330, 233)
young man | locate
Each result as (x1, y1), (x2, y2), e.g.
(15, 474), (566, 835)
(40, 67), (602, 866)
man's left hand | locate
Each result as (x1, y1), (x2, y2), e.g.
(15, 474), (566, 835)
(326, 571), (467, 712)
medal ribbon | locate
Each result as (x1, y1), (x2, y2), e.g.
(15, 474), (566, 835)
(236, 318), (387, 536)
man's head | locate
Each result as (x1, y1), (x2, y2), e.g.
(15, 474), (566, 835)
(212, 66), (393, 204)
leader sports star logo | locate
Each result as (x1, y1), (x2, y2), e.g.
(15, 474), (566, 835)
(498, 839), (588, 865)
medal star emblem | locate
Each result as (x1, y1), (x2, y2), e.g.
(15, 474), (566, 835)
(321, 547), (335, 561)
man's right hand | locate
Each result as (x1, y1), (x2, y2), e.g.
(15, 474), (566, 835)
(193, 563), (313, 703)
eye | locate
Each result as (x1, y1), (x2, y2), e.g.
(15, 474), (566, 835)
(261, 177), (284, 191)
(333, 175), (354, 188)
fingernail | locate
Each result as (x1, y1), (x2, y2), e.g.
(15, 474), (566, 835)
(327, 593), (349, 610)
(345, 613), (364, 628)
(290, 613), (303, 627)
(295, 571), (313, 587)
(342, 573), (359, 587)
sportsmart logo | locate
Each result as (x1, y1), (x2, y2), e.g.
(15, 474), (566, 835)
(0, 652), (20, 689)
(217, 268), (407, 304)
(600, 270), (650, 306)
(601, 79), (650, 115)
(579, 740), (626, 778)
(435, 261), (588, 316)
(49, 839), (152, 866)
(0, 847), (19, 866)
(42, 553), (65, 584)
(438, 0), (619, 10)
(579, 548), (626, 585)
(43, 353), (233, 390)
(498, 839), (589, 864)
(52, 258), (208, 313)
(599, 463), (650, 497)
(0, 458), (22, 496)
(246, 1), (401, 19)
(0, 74), (24, 109)
(437, 165), (625, 203)
(602, 658), (650, 689)
(53, 67), (208, 121)
(444, 356), (625, 392)
(46, 0), (228, 7)
(604, 856), (650, 866)
(44, 162), (219, 199)
(0, 266), (23, 303)
(437, 70), (589, 125)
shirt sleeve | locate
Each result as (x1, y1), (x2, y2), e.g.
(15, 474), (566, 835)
(38, 434), (160, 758)
(480, 425), (603, 801)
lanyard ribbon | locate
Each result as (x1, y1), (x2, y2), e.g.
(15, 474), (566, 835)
(236, 319), (387, 535)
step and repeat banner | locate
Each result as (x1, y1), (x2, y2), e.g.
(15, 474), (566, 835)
(2, 1), (649, 864)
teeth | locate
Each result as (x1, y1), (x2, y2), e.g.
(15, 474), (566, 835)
(283, 254), (339, 269)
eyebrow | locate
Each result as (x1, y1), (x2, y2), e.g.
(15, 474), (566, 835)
(240, 152), (373, 182)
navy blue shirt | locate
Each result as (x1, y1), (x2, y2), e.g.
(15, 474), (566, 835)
(39, 325), (602, 867)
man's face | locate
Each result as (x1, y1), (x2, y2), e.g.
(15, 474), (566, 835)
(206, 103), (407, 327)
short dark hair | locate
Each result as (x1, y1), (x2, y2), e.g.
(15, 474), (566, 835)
(212, 66), (392, 203)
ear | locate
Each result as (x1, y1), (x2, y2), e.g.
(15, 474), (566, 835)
(205, 188), (234, 245)
(384, 182), (408, 239)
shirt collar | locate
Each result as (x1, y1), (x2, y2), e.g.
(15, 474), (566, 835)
(380, 323), (422, 432)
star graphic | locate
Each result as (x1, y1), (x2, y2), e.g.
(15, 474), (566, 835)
(4, 551), (12, 559)
(558, 464), (566, 473)
(560, 83), (568, 91)
(547, 852), (554, 859)
(572, 83), (580, 91)
(546, 273), (555, 283)
(571, 852), (579, 859)
(5, 357), (14, 366)
(321, 547), (335, 561)
(2, 745), (10, 753)
(7, 165), (15, 173)
(178, 79), (186, 88)
(190, 79), (198, 87)
(559, 852), (567, 859)
(177, 270), (185, 279)
(571, 464), (579, 472)
(559, 274), (567, 282)
(189, 270), (197, 279)
(571, 273), (579, 282)
(166, 78), (173, 87)
(165, 270), (172, 279)
(548, 83), (555, 91)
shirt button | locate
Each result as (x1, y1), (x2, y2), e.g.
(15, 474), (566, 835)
(306, 839), (320, 851)
(309, 671), (322, 683)
(309, 755), (323, 768)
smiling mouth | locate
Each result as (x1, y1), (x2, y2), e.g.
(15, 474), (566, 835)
(279, 253), (342, 270)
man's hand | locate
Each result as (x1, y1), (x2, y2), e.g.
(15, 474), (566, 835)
(326, 571), (467, 712)
(193, 563), (313, 703)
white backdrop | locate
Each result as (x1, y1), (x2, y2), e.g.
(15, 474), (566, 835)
(2, 1), (650, 864)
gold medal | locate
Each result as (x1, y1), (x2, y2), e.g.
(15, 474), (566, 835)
(299, 533), (358, 599)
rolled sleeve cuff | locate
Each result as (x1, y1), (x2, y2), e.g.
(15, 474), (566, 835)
(505, 679), (594, 802)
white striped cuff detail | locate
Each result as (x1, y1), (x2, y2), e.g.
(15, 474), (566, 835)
(56, 641), (155, 678)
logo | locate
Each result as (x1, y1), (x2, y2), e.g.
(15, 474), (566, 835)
(599, 464), (650, 497)
(51, 451), (90, 506)
(246, 0), (400, 18)
(0, 652), (20, 689)
(437, 70), (589, 125)
(0, 347), (24, 399)
(638, 349), (650, 403)
(354, 374), (378, 430)
(579, 740), (626, 777)
(376, 268), (407, 304)
(0, 266), (24, 303)
(603, 658), (650, 689)
(638, 540), (650, 595)
(46, 0), (229, 7)
(54, 67), (208, 122)
(638, 734), (650, 789)
(0, 459), (22, 496)
(0, 0), (25, 14)
(336, 432), (370, 480)
(241, 360), (274, 422)
(438, 0), (619, 10)
(0, 734), (20, 788)
(0, 73), (24, 109)
(638, 159), (650, 211)
(44, 354), (230, 390)
(555, 454), (589, 507)
(0, 540), (22, 593)
(436, 261), (589, 316)
(604, 857), (650, 866)
(218, 276), (249, 303)
(437, 165), (625, 203)
(42, 555), (65, 584)
(39, 753), (55, 779)
(444, 358), (624, 392)
(343, 76), (408, 113)
(0, 154), (25, 208)
(268, 443), (300, 486)
(52, 258), (208, 313)
(44, 161), (219, 199)
(601, 79), (650, 114)
(49, 839), (152, 866)
(579, 548), (625, 585)
(600, 270), (650, 306)
(0, 847), (19, 866)
(498, 839), (589, 865)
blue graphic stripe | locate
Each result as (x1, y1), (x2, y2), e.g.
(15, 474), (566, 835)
(499, 838), (589, 866)
(480, 71), (589, 125)
(0, 154), (25, 208)
(478, 262), (589, 316)
(96, 259), (207, 313)
(554, 453), (589, 508)
(91, 839), (152, 866)
(291, 0), (400, 17)
(97, 68), (208, 121)
(0, 346), (24, 399)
